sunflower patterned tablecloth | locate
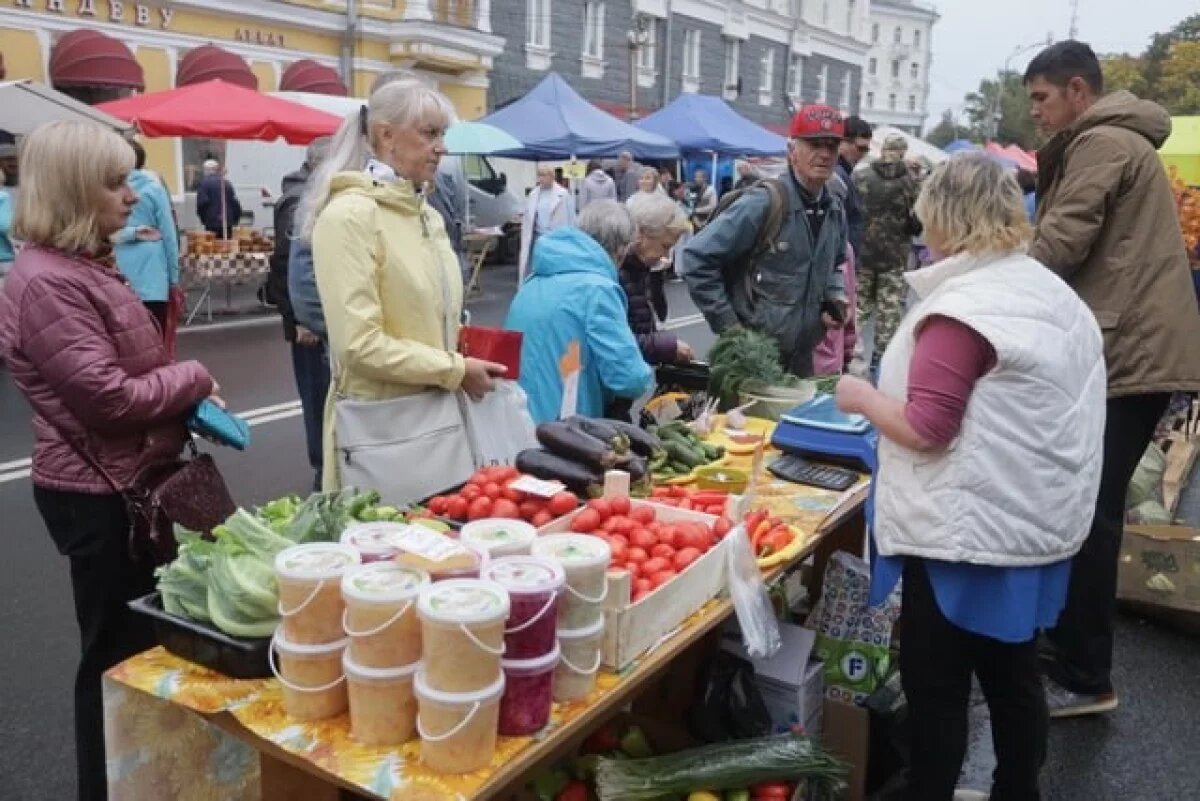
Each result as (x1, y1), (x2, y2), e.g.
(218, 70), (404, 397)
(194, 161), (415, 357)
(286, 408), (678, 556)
(104, 645), (629, 800)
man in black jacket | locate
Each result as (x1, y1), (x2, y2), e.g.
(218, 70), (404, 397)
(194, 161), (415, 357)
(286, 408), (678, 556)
(267, 137), (330, 490)
(829, 116), (872, 256)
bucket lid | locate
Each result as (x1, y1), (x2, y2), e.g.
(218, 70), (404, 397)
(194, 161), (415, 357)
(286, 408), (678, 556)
(482, 555), (565, 595)
(414, 666), (506, 705)
(557, 616), (606, 640)
(531, 534), (611, 570)
(273, 628), (350, 656)
(459, 519), (538, 553)
(417, 578), (510, 624)
(274, 543), (361, 581)
(502, 641), (561, 672)
(340, 521), (407, 556)
(342, 651), (420, 681)
(341, 562), (430, 604)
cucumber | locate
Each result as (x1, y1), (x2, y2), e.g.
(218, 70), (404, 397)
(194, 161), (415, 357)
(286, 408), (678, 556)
(664, 440), (704, 468)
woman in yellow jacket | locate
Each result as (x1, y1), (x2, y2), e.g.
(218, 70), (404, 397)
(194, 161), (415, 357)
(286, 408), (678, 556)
(300, 78), (505, 492)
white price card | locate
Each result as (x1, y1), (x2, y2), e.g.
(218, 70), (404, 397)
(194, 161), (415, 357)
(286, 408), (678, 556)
(508, 475), (567, 498)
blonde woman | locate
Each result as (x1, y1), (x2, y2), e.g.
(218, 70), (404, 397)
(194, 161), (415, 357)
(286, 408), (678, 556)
(835, 153), (1106, 801)
(0, 121), (218, 801)
(301, 79), (505, 496)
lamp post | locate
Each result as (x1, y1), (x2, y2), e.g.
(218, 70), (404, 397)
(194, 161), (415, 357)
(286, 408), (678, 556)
(628, 15), (651, 121)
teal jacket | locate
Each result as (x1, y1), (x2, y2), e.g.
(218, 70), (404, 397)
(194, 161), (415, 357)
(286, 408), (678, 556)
(505, 227), (653, 424)
(114, 170), (179, 302)
(0, 191), (13, 263)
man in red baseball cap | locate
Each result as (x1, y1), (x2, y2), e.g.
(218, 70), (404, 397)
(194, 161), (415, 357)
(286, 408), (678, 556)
(680, 104), (850, 377)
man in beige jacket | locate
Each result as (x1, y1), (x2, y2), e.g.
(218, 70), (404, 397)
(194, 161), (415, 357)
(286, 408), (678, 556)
(1025, 41), (1200, 717)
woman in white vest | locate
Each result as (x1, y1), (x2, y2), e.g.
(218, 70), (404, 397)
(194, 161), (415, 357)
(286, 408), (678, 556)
(835, 153), (1106, 801)
(518, 164), (575, 283)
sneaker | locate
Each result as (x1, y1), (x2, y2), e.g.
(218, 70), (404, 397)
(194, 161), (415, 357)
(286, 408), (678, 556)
(1045, 679), (1119, 718)
(953, 790), (989, 801)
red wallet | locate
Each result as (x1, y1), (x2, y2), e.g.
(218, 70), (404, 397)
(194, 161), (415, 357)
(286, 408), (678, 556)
(459, 326), (523, 380)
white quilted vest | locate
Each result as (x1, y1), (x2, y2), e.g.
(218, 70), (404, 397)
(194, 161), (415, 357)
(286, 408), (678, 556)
(873, 250), (1107, 567)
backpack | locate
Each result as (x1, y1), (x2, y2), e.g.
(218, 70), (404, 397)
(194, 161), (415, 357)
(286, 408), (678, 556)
(706, 178), (790, 261)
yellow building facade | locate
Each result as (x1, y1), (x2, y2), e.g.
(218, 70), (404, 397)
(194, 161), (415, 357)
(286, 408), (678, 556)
(0, 0), (502, 192)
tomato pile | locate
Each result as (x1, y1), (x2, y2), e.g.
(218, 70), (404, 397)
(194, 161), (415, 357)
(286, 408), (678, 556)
(426, 466), (581, 525)
(648, 486), (730, 516)
(565, 498), (734, 603)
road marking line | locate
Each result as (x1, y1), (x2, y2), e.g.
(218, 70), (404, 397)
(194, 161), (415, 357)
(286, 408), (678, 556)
(661, 313), (705, 331)
(178, 316), (279, 334)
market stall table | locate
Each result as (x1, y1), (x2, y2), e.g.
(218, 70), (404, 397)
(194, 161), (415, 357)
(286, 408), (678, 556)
(104, 436), (869, 800)
(181, 252), (271, 324)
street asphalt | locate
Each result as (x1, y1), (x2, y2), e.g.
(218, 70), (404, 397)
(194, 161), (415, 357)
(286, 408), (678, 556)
(0, 263), (1197, 800)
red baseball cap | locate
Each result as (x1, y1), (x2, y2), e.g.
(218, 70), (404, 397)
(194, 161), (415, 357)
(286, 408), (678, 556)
(789, 105), (846, 140)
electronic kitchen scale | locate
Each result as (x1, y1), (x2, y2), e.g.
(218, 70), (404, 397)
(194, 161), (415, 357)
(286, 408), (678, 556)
(770, 394), (878, 472)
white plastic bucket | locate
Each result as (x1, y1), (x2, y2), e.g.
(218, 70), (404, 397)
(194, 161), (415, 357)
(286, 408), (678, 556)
(341, 562), (429, 668)
(343, 651), (419, 746)
(275, 543), (361, 645)
(417, 579), (510, 693)
(270, 629), (348, 721)
(415, 669), (504, 774)
(554, 617), (605, 702)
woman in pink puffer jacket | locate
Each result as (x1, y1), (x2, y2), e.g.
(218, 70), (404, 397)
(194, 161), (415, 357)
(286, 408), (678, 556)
(0, 122), (218, 801)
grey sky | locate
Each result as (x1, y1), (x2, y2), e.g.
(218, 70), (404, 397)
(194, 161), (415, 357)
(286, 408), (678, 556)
(926, 0), (1191, 131)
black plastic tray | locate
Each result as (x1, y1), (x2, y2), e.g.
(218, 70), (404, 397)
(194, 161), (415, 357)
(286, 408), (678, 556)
(655, 360), (711, 393)
(128, 592), (272, 679)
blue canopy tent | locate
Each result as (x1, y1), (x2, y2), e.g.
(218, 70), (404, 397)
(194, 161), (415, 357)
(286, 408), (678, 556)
(633, 93), (788, 156)
(482, 72), (678, 160)
(943, 139), (979, 154)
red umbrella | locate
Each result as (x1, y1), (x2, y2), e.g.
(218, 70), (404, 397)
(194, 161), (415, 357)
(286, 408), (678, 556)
(97, 79), (342, 145)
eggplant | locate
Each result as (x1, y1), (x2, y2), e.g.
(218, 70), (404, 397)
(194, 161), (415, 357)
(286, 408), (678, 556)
(536, 421), (628, 469)
(562, 417), (631, 454)
(604, 420), (665, 460)
(516, 449), (606, 497)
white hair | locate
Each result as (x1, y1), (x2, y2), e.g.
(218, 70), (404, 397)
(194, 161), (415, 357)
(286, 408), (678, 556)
(626, 192), (689, 238)
(578, 200), (635, 262)
(299, 77), (455, 239)
(202, 159), (220, 175)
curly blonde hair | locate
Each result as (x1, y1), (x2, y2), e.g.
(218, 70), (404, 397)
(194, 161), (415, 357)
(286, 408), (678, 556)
(915, 153), (1033, 256)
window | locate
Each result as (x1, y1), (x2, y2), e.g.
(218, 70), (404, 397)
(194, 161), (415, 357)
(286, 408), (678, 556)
(888, 93), (896, 110)
(868, 57), (876, 76)
(891, 60), (900, 78)
(839, 72), (850, 109)
(527, 0), (550, 48)
(683, 30), (701, 79)
(911, 62), (919, 79)
(866, 91), (874, 108)
(759, 48), (775, 104)
(893, 26), (901, 44)
(913, 29), (921, 48)
(872, 22), (879, 42)
(637, 20), (656, 71)
(817, 64), (828, 102)
(724, 39), (740, 92)
(846, 0), (856, 34)
(908, 95), (917, 112)
(583, 3), (605, 59)
(822, 0), (829, 26)
(788, 55), (803, 97)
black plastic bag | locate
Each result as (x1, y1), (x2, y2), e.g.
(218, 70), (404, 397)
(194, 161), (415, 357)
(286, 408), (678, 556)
(687, 649), (773, 743)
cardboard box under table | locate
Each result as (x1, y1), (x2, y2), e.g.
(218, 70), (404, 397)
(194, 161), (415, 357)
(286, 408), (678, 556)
(102, 488), (868, 800)
(1118, 524), (1200, 625)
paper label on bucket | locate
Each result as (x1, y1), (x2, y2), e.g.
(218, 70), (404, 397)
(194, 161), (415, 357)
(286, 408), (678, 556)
(509, 476), (565, 498)
(348, 564), (426, 597)
(534, 535), (608, 564)
(342, 522), (406, 553)
(488, 560), (560, 591)
(393, 525), (468, 564)
(428, 584), (507, 618)
(281, 545), (358, 575)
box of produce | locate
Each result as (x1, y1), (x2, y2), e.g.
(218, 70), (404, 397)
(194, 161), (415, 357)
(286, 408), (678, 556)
(425, 464), (583, 526)
(128, 592), (272, 679)
(540, 495), (735, 670)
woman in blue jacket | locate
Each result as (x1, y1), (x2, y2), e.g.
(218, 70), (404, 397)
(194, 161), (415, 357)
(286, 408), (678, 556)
(505, 200), (653, 424)
(114, 141), (180, 332)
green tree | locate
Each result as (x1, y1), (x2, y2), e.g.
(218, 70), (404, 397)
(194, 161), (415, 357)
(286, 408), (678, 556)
(963, 72), (1040, 149)
(1101, 54), (1148, 96)
(925, 109), (970, 147)
(1143, 13), (1200, 92)
(1156, 41), (1200, 114)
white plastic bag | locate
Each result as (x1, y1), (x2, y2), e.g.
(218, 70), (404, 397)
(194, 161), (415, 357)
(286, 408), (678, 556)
(462, 380), (539, 466)
(726, 523), (781, 658)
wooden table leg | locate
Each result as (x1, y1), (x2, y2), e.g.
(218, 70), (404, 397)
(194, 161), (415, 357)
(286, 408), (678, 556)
(260, 751), (342, 801)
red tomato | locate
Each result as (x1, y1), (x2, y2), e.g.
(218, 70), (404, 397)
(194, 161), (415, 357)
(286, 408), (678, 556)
(586, 498), (613, 520)
(630, 529), (657, 550)
(491, 499), (521, 519)
(650, 569), (677, 588)
(460, 483), (483, 501)
(751, 782), (793, 800)
(609, 539), (628, 562)
(634, 578), (653, 594)
(610, 516), (636, 536)
(609, 496), (632, 516)
(571, 508), (602, 533)
(676, 525), (709, 551)
(673, 547), (703, 571)
(641, 556), (670, 576)
(445, 496), (469, 520)
(601, 517), (621, 534)
(467, 470), (489, 486)
(650, 543), (676, 560)
(483, 482), (503, 500)
(713, 516), (733, 537)
(518, 500), (542, 520)
(467, 496), (493, 520)
(610, 534), (630, 549)
(501, 487), (525, 503)
(531, 510), (554, 528)
(657, 526), (678, 548)
(625, 546), (649, 564)
(427, 496), (449, 515)
(630, 506), (656, 525)
(547, 491), (578, 516)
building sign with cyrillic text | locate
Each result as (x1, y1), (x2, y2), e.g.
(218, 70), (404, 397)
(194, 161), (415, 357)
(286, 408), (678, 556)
(12, 0), (175, 30)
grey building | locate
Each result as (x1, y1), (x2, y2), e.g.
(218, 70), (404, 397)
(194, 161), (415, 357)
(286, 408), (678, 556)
(489, 0), (870, 136)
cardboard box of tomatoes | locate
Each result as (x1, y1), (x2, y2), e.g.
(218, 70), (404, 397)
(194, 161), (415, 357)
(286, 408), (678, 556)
(540, 492), (734, 670)
(425, 465), (583, 527)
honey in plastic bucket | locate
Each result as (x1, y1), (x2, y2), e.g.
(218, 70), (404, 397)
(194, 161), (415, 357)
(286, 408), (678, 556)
(275, 543), (361, 644)
(341, 562), (430, 669)
(343, 651), (419, 746)
(417, 579), (510, 693)
(415, 669), (504, 774)
(270, 631), (348, 721)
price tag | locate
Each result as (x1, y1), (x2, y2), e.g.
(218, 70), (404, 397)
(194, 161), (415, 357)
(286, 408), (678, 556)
(508, 475), (566, 498)
(392, 525), (467, 564)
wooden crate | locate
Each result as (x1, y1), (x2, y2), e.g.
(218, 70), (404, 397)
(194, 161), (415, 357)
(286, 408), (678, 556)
(539, 499), (728, 671)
